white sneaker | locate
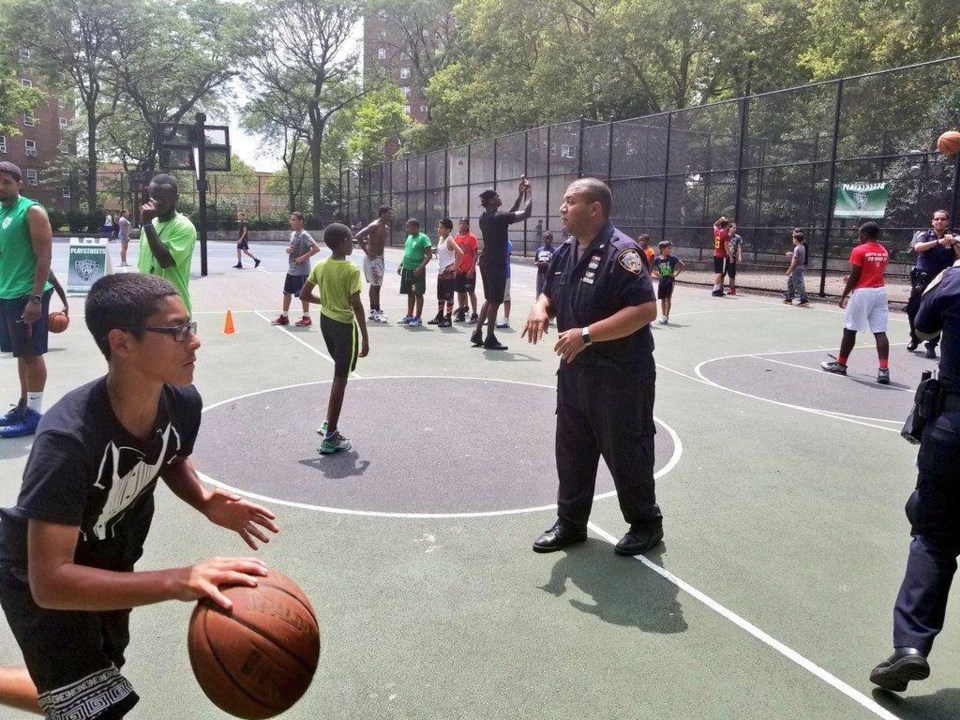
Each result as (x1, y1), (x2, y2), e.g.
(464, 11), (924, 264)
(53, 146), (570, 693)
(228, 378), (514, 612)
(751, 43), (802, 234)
(658, 317), (668, 324)
(368, 310), (377, 321)
(496, 319), (510, 329)
(376, 311), (387, 323)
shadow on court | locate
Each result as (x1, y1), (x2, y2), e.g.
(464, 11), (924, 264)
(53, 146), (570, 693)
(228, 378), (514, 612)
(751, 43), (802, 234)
(872, 686), (960, 720)
(299, 452), (371, 480)
(539, 541), (686, 634)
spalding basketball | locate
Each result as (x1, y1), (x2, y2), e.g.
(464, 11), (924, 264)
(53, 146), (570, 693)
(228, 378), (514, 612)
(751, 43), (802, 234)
(937, 130), (960, 156)
(48, 311), (69, 334)
(188, 570), (321, 719)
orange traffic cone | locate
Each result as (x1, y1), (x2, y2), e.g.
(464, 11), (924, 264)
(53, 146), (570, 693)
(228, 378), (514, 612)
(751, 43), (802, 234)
(222, 310), (236, 335)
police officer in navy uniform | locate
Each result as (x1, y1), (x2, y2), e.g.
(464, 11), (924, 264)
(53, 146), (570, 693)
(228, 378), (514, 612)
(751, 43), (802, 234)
(905, 209), (956, 358)
(870, 242), (960, 692)
(522, 178), (663, 556)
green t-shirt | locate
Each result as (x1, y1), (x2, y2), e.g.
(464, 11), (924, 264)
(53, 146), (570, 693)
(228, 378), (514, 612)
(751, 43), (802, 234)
(308, 258), (362, 324)
(137, 212), (197, 315)
(401, 232), (432, 270)
(0, 196), (52, 300)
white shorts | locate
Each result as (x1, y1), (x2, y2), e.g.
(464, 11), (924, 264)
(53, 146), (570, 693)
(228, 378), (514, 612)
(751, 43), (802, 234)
(504, 276), (511, 302)
(363, 255), (384, 287)
(844, 286), (889, 333)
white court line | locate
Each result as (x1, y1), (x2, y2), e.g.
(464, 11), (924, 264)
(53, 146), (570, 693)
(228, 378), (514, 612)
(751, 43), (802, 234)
(693, 355), (900, 433)
(586, 522), (901, 720)
(198, 376), (683, 518)
(252, 310), (363, 379)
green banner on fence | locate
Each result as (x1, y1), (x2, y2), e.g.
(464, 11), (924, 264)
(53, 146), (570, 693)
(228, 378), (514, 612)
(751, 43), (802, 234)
(834, 182), (891, 219)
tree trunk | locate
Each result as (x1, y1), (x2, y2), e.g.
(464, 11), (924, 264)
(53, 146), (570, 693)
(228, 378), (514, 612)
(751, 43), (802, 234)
(86, 107), (98, 214)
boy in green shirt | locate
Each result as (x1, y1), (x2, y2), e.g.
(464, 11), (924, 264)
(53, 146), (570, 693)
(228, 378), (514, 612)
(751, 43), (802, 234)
(137, 174), (197, 315)
(300, 224), (370, 454)
(397, 218), (433, 327)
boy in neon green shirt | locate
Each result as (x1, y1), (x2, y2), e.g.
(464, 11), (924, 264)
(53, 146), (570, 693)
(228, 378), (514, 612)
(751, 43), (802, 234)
(137, 174), (197, 315)
(301, 223), (369, 454)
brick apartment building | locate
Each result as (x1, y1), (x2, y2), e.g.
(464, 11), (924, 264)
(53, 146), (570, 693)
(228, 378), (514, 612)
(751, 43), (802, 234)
(2, 48), (75, 212)
(363, 10), (432, 139)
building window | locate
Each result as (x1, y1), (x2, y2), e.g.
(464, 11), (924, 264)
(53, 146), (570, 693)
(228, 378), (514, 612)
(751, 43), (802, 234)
(23, 113), (35, 127)
(420, 105), (429, 113)
(550, 142), (556, 156)
(404, 105), (411, 115)
(25, 169), (38, 186)
(20, 78), (31, 87)
(377, 47), (386, 60)
(59, 140), (69, 155)
(402, 86), (411, 97)
(25, 139), (36, 156)
(561, 144), (574, 159)
(400, 67), (410, 80)
(59, 117), (68, 130)
(58, 97), (66, 110)
(19, 48), (30, 61)
(0, 136), (6, 153)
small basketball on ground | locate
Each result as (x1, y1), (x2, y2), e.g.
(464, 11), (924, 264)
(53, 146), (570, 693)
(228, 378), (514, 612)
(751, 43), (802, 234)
(188, 570), (321, 719)
(937, 130), (960, 155)
(48, 311), (69, 334)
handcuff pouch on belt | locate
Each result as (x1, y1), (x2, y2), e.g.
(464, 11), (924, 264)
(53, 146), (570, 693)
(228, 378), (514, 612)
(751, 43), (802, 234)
(910, 267), (931, 295)
(902, 371), (944, 444)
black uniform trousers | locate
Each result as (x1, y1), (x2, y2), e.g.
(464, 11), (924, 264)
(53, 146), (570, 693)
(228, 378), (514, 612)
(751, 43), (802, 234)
(906, 269), (939, 350)
(555, 357), (662, 529)
(893, 409), (960, 654)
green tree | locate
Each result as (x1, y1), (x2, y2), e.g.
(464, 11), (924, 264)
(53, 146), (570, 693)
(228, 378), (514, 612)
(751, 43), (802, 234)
(0, 56), (42, 138)
(346, 86), (411, 164)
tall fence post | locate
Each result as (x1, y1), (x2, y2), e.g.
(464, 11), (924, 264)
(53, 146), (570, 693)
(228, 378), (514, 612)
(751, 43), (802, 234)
(466, 143), (472, 225)
(405, 157), (410, 226)
(951, 153), (960, 226)
(424, 155), (429, 230)
(338, 159), (343, 221)
(443, 148), (449, 218)
(577, 116), (585, 179)
(545, 126), (551, 236)
(493, 138), (498, 189)
(607, 115), (614, 185)
(659, 112), (673, 242)
(523, 130), (529, 253)
(733, 94), (750, 226)
(819, 79), (845, 297)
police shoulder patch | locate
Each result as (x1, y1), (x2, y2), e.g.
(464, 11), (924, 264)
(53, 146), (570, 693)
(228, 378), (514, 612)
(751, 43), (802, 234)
(617, 249), (643, 275)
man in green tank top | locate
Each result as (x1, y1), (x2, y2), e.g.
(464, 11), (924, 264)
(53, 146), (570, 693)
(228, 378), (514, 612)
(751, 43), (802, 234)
(137, 174), (197, 315)
(0, 162), (53, 438)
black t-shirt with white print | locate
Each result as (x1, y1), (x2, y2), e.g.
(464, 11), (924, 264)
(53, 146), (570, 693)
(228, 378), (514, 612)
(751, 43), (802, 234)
(0, 377), (202, 571)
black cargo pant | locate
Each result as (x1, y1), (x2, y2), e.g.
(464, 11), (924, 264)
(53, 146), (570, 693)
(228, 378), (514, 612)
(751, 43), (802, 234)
(893, 409), (960, 654)
(906, 269), (939, 350)
(555, 357), (662, 529)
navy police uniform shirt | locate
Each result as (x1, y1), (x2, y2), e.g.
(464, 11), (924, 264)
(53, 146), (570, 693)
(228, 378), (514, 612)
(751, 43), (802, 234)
(917, 260), (960, 394)
(543, 220), (656, 365)
(912, 230), (955, 275)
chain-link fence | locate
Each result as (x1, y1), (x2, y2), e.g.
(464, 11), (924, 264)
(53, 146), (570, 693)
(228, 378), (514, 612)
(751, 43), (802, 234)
(346, 55), (960, 299)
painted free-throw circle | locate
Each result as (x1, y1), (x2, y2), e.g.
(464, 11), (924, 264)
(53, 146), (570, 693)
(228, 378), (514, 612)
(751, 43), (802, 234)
(194, 376), (682, 518)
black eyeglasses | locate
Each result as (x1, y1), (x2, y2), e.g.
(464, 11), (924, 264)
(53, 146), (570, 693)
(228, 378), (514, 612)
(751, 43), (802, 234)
(138, 321), (197, 343)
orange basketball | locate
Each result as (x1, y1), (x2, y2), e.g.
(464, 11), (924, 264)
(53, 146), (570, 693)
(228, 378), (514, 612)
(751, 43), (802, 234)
(48, 311), (69, 334)
(188, 570), (321, 719)
(937, 130), (960, 155)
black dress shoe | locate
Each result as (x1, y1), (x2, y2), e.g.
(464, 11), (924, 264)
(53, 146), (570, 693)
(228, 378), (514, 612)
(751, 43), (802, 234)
(906, 340), (920, 352)
(470, 330), (483, 346)
(483, 337), (508, 351)
(614, 522), (664, 556)
(870, 647), (929, 692)
(533, 520), (588, 553)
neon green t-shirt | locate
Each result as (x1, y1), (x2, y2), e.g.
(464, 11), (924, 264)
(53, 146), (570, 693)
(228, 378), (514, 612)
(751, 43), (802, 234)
(137, 212), (197, 315)
(0, 196), (52, 300)
(401, 232), (432, 270)
(308, 258), (362, 324)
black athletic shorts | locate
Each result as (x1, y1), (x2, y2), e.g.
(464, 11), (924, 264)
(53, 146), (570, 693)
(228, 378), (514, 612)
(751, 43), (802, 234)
(657, 278), (675, 300)
(713, 257), (727, 274)
(283, 273), (308, 296)
(399, 268), (427, 296)
(437, 275), (456, 303)
(321, 314), (358, 378)
(479, 262), (506, 305)
(0, 288), (52, 356)
(454, 272), (476, 293)
(0, 566), (140, 720)
(724, 260), (737, 280)
(236, 238), (249, 250)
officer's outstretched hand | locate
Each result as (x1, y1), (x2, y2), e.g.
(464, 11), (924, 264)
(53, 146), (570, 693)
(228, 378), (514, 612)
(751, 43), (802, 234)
(522, 304), (550, 344)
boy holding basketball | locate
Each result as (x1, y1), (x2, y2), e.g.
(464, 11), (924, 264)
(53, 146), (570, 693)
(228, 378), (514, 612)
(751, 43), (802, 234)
(0, 273), (278, 719)
(300, 223), (370, 454)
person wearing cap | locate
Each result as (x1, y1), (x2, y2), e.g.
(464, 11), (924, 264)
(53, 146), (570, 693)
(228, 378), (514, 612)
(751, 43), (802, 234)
(471, 180), (532, 350)
(522, 178), (663, 557)
(0, 161), (54, 438)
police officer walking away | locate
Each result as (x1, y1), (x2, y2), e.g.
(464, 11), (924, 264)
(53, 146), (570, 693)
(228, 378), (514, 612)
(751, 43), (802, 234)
(522, 178), (663, 555)
(870, 241), (960, 691)
(905, 209), (955, 358)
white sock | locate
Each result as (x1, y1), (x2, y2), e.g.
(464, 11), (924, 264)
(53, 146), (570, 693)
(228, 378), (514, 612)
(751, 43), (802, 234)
(280, 311), (288, 318)
(26, 392), (43, 413)
(713, 284), (720, 291)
